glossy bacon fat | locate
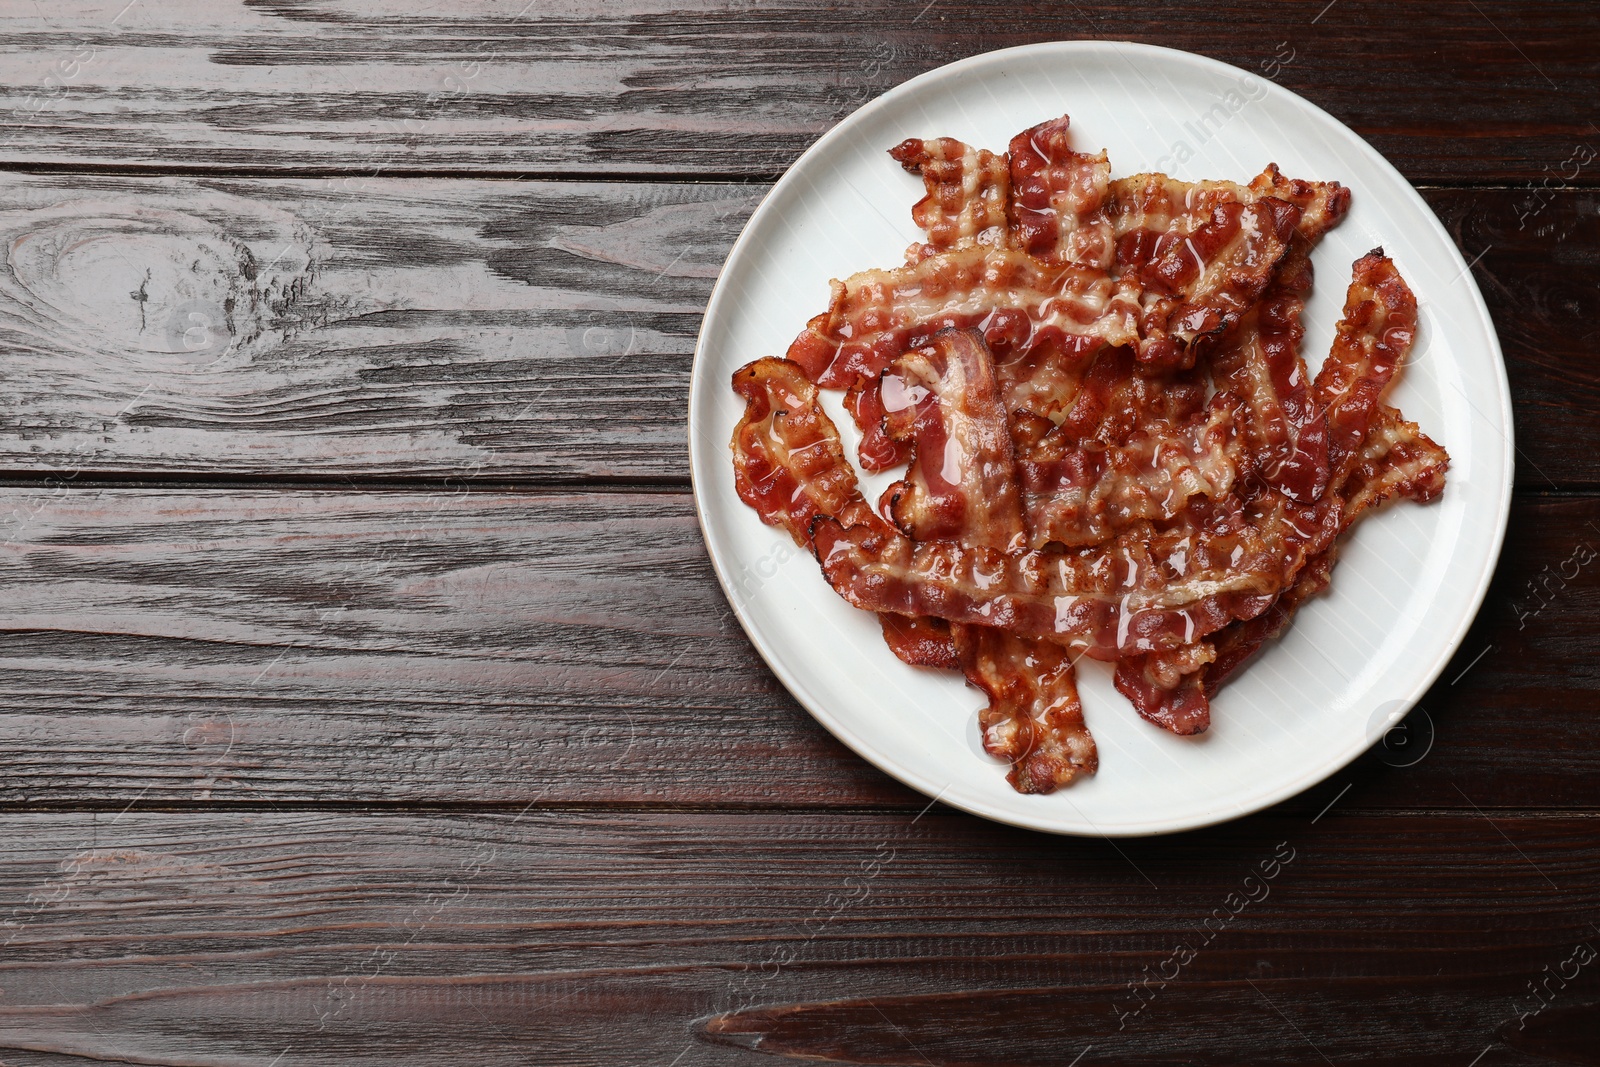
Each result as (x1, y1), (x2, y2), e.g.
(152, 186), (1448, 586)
(812, 489), (1339, 660)
(729, 357), (883, 547)
(729, 111), (1448, 794)
(1111, 170), (1304, 368)
(1008, 116), (1116, 271)
(881, 329), (1027, 552)
(1020, 391), (1248, 548)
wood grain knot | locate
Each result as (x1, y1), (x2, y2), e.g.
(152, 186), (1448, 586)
(0, 198), (323, 371)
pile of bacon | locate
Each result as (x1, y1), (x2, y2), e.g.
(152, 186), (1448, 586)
(730, 114), (1449, 794)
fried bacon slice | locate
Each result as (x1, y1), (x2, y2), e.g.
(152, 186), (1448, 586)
(1199, 407), (1448, 693)
(811, 489), (1338, 660)
(1007, 115), (1116, 271)
(782, 246), (1141, 468)
(890, 137), (1012, 254)
(1112, 172), (1250, 268)
(880, 329), (1027, 551)
(1248, 163), (1352, 244)
(1108, 165), (1347, 373)
(1116, 255), (1437, 731)
(1208, 239), (1330, 503)
(1112, 640), (1216, 735)
(1112, 167), (1347, 274)
(1111, 171), (1302, 368)
(730, 357), (885, 546)
(953, 623), (1097, 792)
(1020, 391), (1249, 548)
(1316, 249), (1418, 482)
(732, 356), (956, 665)
(789, 246), (1139, 392)
(1341, 405), (1449, 517)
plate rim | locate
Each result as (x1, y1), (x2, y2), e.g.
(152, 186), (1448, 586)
(687, 39), (1515, 837)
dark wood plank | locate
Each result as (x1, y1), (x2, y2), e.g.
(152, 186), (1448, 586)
(704, 981), (1600, 1066)
(0, 487), (1595, 811)
(0, 179), (1594, 488)
(1, 1), (1595, 182)
(0, 486), (899, 807)
(0, 174), (757, 482)
(1429, 187), (1600, 493)
(0, 809), (1592, 1065)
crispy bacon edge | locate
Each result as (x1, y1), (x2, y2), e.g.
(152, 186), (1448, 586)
(890, 136), (1012, 254)
(879, 613), (961, 670)
(729, 356), (885, 547)
(954, 622), (1097, 792)
(1007, 115), (1116, 271)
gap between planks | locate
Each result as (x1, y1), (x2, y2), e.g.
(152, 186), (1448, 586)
(1, 161), (1595, 192)
(0, 799), (1594, 817)
(0, 472), (697, 493)
(0, 161), (783, 184)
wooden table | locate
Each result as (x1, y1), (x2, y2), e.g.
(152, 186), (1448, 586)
(0, 3), (1595, 1064)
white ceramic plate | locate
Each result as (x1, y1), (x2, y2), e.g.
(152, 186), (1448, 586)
(688, 41), (1513, 836)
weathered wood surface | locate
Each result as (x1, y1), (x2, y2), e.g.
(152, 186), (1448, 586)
(1, 1), (1595, 183)
(0, 174), (757, 482)
(0, 487), (1593, 811)
(0, 810), (1592, 1066)
(0, 178), (1594, 488)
